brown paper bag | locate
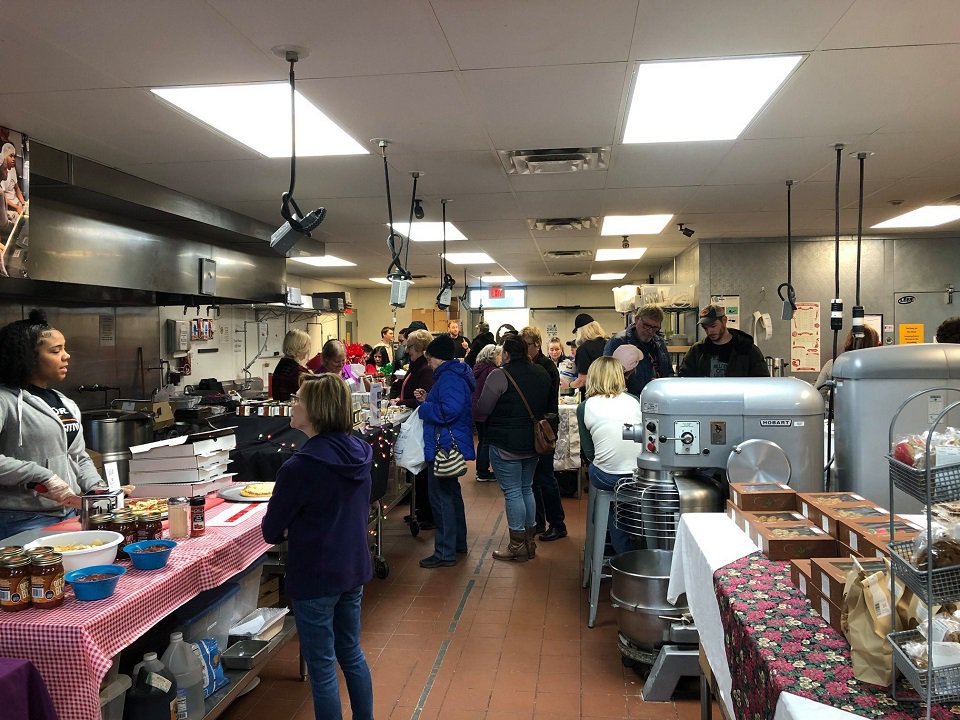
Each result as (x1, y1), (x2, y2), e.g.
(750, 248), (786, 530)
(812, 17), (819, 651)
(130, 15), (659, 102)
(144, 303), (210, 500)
(841, 560), (893, 686)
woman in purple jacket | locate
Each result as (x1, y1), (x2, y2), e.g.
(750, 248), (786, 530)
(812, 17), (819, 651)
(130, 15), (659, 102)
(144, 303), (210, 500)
(262, 374), (373, 720)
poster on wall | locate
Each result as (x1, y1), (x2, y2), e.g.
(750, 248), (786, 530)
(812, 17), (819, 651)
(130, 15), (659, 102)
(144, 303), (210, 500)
(790, 301), (821, 372)
(709, 295), (740, 328)
(0, 127), (29, 279)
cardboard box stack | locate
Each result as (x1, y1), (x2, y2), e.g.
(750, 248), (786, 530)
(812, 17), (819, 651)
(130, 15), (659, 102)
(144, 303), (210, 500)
(128, 427), (237, 497)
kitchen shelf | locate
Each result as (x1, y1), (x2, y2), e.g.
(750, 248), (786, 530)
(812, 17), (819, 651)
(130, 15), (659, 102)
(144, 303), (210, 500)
(889, 629), (960, 702)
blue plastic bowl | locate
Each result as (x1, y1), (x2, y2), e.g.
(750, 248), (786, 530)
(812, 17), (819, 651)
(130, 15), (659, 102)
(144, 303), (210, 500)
(64, 564), (126, 601)
(123, 539), (176, 570)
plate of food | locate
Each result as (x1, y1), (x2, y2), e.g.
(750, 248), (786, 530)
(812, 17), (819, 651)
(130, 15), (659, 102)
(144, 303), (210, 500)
(218, 482), (275, 503)
(125, 498), (169, 518)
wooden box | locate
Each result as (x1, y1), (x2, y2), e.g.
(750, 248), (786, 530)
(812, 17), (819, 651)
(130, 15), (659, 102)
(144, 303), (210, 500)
(754, 523), (838, 561)
(805, 583), (844, 634)
(843, 518), (923, 558)
(815, 503), (889, 537)
(726, 501), (804, 536)
(729, 482), (796, 512)
(795, 492), (870, 527)
(811, 557), (888, 606)
(790, 558), (813, 594)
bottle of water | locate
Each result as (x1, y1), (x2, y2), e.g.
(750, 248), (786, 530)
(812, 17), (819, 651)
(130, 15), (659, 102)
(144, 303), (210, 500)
(160, 632), (206, 720)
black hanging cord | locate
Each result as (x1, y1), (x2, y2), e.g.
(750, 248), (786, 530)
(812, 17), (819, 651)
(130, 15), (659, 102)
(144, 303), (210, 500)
(436, 199), (456, 307)
(824, 145), (844, 489)
(777, 180), (796, 314)
(851, 152), (868, 349)
(379, 142), (409, 280)
(405, 173), (419, 272)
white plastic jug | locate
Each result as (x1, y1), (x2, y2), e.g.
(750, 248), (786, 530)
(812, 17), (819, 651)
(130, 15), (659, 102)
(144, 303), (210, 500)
(161, 632), (206, 720)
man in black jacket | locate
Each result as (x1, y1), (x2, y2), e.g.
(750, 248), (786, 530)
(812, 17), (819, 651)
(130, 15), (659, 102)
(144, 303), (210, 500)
(678, 305), (768, 378)
(465, 321), (495, 366)
(521, 326), (566, 541)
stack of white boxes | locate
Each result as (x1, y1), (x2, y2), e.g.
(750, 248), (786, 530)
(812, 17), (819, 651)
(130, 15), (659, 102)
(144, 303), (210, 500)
(128, 427), (237, 497)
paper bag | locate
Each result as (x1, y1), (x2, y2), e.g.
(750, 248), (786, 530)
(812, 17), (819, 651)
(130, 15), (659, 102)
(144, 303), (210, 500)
(842, 561), (893, 686)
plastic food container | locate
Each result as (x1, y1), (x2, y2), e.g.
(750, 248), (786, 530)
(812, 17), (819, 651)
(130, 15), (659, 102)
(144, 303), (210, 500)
(123, 539), (176, 570)
(229, 607), (289, 641)
(64, 564), (126, 601)
(25, 531), (124, 573)
(221, 639), (270, 670)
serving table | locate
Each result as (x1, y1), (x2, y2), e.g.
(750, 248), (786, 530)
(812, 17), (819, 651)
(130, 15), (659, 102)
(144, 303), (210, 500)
(0, 500), (273, 720)
(668, 513), (958, 720)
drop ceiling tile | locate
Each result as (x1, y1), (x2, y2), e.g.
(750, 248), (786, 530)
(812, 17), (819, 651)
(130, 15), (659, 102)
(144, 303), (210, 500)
(861, 177), (960, 210)
(821, 0), (960, 48)
(704, 136), (868, 186)
(516, 189), (605, 218)
(386, 151), (511, 195)
(508, 171), (609, 193)
(459, 64), (628, 149)
(433, 0), (637, 69)
(0, 29), (122, 93)
(455, 220), (532, 241)
(606, 144), (733, 189)
(416, 194), (523, 222)
(804, 132), (960, 183)
(601, 186), (697, 215)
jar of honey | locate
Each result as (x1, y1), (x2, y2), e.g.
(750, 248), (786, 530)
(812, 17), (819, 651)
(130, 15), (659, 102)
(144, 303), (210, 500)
(30, 553), (65, 609)
(137, 511), (164, 542)
(0, 553), (31, 612)
(110, 511), (137, 559)
(88, 513), (114, 532)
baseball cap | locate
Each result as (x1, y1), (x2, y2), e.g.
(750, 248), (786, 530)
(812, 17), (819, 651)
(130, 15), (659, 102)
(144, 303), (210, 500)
(612, 345), (642, 373)
(572, 313), (594, 333)
(699, 305), (726, 327)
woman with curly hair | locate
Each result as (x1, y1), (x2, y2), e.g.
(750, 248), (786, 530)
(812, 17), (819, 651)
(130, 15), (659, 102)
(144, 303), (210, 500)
(0, 310), (106, 538)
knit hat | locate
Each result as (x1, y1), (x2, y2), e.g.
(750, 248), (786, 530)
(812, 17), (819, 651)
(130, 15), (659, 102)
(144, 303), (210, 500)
(699, 305), (726, 326)
(426, 334), (456, 361)
(612, 345), (642, 373)
(572, 313), (594, 333)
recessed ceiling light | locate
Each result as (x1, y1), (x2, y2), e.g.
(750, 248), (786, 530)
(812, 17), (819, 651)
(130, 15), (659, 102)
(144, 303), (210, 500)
(369, 277), (415, 285)
(290, 255), (357, 267)
(480, 275), (517, 283)
(595, 248), (647, 261)
(151, 83), (367, 157)
(623, 55), (804, 143)
(443, 253), (495, 265)
(601, 215), (673, 235)
(591, 273), (626, 281)
(389, 222), (467, 242)
(871, 205), (960, 229)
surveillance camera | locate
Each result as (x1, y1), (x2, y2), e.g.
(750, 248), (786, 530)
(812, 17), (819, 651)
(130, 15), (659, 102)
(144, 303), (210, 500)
(621, 236), (630, 249)
(678, 223), (694, 238)
(414, 199), (425, 220)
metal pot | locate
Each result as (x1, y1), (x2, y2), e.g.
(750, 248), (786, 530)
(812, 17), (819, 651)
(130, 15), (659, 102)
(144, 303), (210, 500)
(81, 410), (153, 454)
(609, 549), (688, 650)
(765, 356), (788, 377)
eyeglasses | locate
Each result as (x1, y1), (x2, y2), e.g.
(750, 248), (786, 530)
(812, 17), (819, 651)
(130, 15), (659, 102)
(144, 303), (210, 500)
(640, 320), (662, 332)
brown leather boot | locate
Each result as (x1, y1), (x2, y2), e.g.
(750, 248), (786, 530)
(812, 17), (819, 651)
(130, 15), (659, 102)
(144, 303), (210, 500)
(493, 529), (529, 562)
(525, 527), (537, 559)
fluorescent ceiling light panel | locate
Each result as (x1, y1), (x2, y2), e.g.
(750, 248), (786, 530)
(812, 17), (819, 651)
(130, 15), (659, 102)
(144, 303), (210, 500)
(480, 275), (517, 283)
(601, 215), (673, 235)
(370, 277), (414, 285)
(290, 255), (356, 267)
(595, 247), (647, 261)
(443, 253), (495, 265)
(591, 273), (626, 281)
(872, 205), (960, 228)
(389, 222), (467, 242)
(151, 83), (367, 157)
(623, 55), (803, 143)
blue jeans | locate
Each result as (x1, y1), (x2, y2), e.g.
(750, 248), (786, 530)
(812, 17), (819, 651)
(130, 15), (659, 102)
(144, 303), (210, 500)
(588, 465), (634, 555)
(427, 466), (467, 561)
(489, 446), (538, 531)
(293, 588), (373, 720)
(532, 451), (565, 529)
(0, 509), (75, 542)
(475, 421), (491, 475)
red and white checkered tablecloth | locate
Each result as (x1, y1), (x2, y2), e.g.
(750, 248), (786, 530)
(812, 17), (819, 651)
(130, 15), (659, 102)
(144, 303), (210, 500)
(0, 502), (272, 720)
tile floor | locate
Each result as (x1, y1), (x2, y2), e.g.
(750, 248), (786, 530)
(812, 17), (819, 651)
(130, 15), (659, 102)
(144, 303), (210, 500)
(218, 469), (717, 720)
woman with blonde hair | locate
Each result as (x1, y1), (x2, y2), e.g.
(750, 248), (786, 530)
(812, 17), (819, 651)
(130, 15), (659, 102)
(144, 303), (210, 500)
(272, 329), (312, 400)
(569, 313), (609, 394)
(577, 356), (642, 555)
(262, 373), (374, 720)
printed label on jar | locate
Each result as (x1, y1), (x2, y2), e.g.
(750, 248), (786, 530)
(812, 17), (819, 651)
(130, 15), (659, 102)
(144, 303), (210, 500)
(0, 578), (30, 605)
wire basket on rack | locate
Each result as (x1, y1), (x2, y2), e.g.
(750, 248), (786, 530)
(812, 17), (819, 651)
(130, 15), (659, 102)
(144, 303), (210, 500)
(888, 455), (960, 505)
(888, 539), (960, 603)
(889, 628), (960, 702)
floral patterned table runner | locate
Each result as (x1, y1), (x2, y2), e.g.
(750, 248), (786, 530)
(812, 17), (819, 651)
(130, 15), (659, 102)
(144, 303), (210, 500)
(714, 551), (959, 719)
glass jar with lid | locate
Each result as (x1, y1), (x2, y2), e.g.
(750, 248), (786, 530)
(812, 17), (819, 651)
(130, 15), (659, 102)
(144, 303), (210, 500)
(0, 553), (31, 612)
(168, 497), (190, 539)
(30, 553), (65, 609)
(137, 511), (164, 542)
(110, 510), (137, 559)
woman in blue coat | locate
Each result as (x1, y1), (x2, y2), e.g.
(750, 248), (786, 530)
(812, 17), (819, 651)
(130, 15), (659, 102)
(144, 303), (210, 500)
(414, 334), (476, 568)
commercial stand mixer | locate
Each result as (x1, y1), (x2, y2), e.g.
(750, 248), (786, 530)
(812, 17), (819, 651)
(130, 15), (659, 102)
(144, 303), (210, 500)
(614, 377), (824, 699)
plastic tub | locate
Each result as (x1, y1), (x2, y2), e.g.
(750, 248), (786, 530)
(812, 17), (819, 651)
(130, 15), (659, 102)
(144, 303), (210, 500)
(174, 583), (240, 654)
(124, 539), (176, 570)
(229, 555), (267, 625)
(25, 531), (124, 573)
(64, 565), (127, 601)
(99, 673), (131, 720)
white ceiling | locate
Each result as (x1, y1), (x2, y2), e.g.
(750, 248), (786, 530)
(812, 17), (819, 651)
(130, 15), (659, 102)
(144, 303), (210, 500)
(4, 0), (960, 288)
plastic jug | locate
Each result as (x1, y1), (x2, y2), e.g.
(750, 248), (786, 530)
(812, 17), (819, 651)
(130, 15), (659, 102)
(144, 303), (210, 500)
(161, 631), (206, 720)
(124, 652), (178, 720)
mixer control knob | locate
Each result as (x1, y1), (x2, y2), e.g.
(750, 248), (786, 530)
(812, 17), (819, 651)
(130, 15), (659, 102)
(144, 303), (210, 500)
(646, 421), (656, 432)
(680, 431), (694, 445)
(646, 441), (656, 452)
(658, 435), (667, 444)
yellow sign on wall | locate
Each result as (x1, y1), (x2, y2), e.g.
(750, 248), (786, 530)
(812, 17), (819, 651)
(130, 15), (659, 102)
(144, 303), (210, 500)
(899, 324), (925, 344)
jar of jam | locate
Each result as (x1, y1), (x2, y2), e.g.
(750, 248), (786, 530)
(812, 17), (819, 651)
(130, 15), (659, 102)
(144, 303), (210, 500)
(30, 553), (64, 609)
(110, 510), (137, 559)
(189, 496), (206, 537)
(88, 513), (114, 532)
(0, 546), (23, 555)
(0, 553), (31, 612)
(26, 547), (54, 561)
(137, 511), (164, 542)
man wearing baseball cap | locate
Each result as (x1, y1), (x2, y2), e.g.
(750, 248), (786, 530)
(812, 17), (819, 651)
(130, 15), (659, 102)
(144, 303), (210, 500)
(678, 304), (768, 377)
(603, 304), (674, 397)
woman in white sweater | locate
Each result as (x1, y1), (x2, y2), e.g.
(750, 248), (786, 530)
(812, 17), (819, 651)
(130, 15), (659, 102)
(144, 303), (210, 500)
(577, 356), (643, 555)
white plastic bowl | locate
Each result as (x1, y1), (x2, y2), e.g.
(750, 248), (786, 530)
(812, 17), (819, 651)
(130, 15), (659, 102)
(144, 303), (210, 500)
(25, 530), (124, 573)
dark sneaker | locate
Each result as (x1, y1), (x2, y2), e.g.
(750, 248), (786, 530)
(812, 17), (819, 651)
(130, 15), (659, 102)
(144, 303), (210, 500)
(419, 555), (456, 568)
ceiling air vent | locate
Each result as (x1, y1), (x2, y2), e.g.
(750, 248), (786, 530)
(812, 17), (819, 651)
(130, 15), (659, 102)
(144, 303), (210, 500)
(528, 216), (600, 232)
(499, 147), (610, 175)
(553, 271), (586, 277)
(543, 250), (592, 260)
